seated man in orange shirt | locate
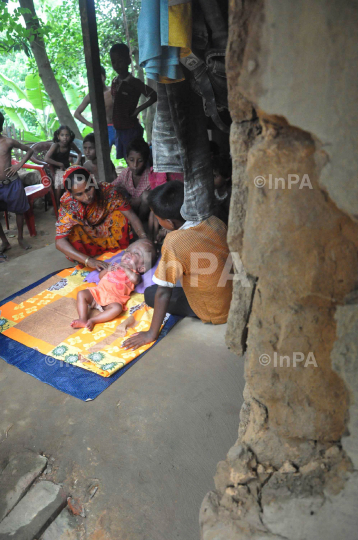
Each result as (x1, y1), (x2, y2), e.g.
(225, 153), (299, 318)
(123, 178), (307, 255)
(122, 181), (233, 350)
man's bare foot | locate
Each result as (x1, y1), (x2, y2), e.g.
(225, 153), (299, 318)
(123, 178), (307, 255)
(0, 253), (8, 263)
(86, 320), (95, 331)
(0, 240), (11, 253)
(71, 319), (87, 329)
(18, 238), (32, 250)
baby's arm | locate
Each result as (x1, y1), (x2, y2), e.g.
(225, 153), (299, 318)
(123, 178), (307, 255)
(98, 267), (109, 279)
(121, 266), (141, 286)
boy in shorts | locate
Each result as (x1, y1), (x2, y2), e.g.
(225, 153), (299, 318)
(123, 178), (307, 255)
(122, 181), (233, 351)
(110, 43), (157, 159)
(0, 111), (33, 260)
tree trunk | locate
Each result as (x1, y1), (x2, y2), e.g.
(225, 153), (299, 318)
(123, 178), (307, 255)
(120, 0), (135, 75)
(19, 0), (82, 140)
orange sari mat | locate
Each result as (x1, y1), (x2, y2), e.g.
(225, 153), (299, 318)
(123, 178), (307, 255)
(0, 251), (161, 377)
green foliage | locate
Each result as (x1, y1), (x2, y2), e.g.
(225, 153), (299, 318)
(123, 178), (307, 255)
(25, 73), (48, 111)
(0, 0), (144, 137)
(0, 73), (27, 101)
(0, 72), (82, 142)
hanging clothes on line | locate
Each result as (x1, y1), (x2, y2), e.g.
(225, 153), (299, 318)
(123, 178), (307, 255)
(138, 0), (192, 83)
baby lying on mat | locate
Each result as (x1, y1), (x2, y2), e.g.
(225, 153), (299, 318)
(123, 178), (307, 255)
(71, 239), (156, 331)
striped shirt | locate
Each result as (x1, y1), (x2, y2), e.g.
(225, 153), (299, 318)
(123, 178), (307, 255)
(153, 216), (233, 324)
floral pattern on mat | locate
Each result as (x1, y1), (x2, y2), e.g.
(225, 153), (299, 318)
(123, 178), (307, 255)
(0, 250), (160, 377)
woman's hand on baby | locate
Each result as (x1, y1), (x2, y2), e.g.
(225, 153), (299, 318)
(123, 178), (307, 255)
(87, 258), (109, 271)
(122, 330), (156, 351)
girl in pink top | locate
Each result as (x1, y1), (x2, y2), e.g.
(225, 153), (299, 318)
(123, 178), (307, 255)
(113, 138), (154, 221)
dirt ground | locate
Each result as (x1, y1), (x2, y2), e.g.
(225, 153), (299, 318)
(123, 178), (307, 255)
(0, 200), (57, 263)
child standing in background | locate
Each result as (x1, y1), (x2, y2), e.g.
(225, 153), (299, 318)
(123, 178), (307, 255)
(45, 125), (82, 208)
(0, 111), (34, 260)
(83, 133), (116, 183)
(110, 43), (157, 159)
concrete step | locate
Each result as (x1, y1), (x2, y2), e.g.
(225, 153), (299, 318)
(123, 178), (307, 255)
(0, 452), (47, 522)
(41, 508), (81, 540)
(0, 481), (66, 540)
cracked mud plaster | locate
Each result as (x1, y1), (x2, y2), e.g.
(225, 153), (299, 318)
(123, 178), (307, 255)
(200, 0), (358, 538)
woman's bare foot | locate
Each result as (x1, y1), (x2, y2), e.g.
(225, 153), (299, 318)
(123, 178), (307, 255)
(18, 238), (32, 250)
(71, 319), (87, 329)
(0, 240), (11, 253)
(86, 320), (95, 331)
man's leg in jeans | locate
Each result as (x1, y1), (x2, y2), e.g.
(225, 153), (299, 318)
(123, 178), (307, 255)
(153, 80), (215, 222)
(144, 285), (198, 318)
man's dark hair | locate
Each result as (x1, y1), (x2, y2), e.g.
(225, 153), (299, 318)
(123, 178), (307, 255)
(64, 168), (91, 192)
(100, 65), (106, 78)
(83, 133), (95, 145)
(212, 154), (232, 179)
(53, 125), (75, 144)
(110, 43), (130, 58)
(126, 138), (150, 163)
(148, 181), (184, 221)
(0, 111), (4, 133)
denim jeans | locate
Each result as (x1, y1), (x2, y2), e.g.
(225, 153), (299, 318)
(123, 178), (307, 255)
(152, 79), (215, 222)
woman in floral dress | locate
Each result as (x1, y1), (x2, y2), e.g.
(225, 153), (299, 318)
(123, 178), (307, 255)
(55, 166), (147, 270)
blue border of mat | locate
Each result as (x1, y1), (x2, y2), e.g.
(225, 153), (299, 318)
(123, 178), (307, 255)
(0, 271), (181, 401)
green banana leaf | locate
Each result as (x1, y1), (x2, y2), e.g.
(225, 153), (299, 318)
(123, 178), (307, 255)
(81, 126), (93, 137)
(0, 73), (28, 101)
(3, 107), (27, 130)
(49, 117), (60, 132)
(23, 131), (43, 143)
(25, 74), (47, 111)
(65, 84), (83, 109)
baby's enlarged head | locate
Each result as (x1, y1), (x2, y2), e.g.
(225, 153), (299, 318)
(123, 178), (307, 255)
(121, 239), (157, 274)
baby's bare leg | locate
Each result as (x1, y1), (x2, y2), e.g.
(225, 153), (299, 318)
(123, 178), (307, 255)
(71, 289), (93, 328)
(86, 302), (123, 331)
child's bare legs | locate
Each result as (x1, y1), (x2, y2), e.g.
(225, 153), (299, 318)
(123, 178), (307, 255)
(131, 192), (150, 222)
(71, 289), (122, 331)
(55, 186), (63, 209)
(0, 222), (11, 253)
(16, 213), (31, 250)
(138, 191), (150, 222)
(85, 303), (123, 331)
(71, 289), (93, 329)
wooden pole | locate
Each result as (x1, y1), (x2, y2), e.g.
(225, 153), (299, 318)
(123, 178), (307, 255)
(79, 0), (112, 184)
(120, 0), (135, 75)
